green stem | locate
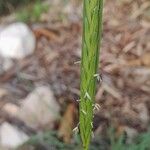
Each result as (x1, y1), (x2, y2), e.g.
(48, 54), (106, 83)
(79, 0), (104, 150)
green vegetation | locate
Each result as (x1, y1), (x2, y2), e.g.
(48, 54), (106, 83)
(18, 131), (82, 150)
(110, 128), (150, 150)
(79, 0), (104, 149)
(16, 0), (49, 23)
(18, 129), (150, 150)
(0, 0), (48, 22)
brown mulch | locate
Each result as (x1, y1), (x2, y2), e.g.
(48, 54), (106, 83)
(0, 0), (150, 138)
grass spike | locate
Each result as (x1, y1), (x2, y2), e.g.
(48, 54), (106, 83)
(79, 0), (104, 149)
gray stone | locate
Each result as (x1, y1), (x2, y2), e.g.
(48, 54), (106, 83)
(0, 22), (35, 59)
(17, 86), (60, 130)
(0, 122), (29, 149)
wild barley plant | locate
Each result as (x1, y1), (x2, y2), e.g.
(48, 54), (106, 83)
(79, 0), (103, 150)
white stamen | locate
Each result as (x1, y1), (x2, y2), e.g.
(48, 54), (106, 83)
(73, 126), (79, 133)
(76, 99), (81, 102)
(94, 74), (99, 77)
(84, 92), (91, 100)
(74, 61), (81, 64)
(81, 109), (87, 115)
(94, 103), (101, 111)
(94, 73), (101, 82)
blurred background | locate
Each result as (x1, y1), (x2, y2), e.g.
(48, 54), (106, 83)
(0, 0), (150, 150)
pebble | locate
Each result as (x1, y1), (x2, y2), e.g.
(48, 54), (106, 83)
(16, 86), (60, 130)
(0, 122), (29, 149)
(0, 22), (36, 59)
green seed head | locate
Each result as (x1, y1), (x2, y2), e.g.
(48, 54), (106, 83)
(79, 0), (104, 149)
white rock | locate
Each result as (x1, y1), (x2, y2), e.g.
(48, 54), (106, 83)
(0, 122), (29, 149)
(0, 22), (36, 59)
(17, 86), (60, 130)
(0, 145), (9, 150)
